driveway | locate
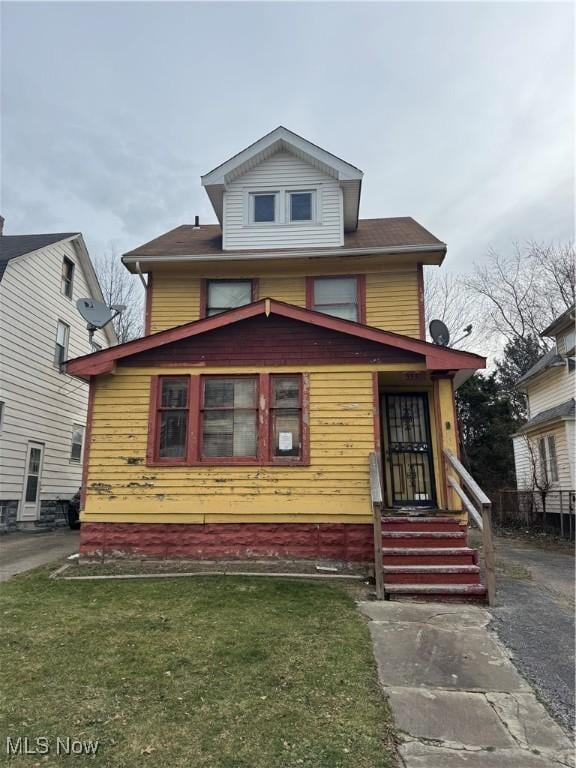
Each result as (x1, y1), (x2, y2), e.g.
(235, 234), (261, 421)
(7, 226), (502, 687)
(0, 529), (79, 582)
(488, 534), (575, 733)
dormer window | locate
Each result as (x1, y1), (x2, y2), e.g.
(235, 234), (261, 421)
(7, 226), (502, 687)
(289, 191), (314, 222)
(251, 193), (277, 223)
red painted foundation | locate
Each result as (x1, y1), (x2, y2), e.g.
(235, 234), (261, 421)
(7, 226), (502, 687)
(80, 522), (374, 562)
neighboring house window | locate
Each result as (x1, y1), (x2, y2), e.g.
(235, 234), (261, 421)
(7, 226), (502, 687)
(25, 446), (42, 503)
(205, 279), (254, 316)
(250, 192), (278, 223)
(538, 435), (559, 483)
(70, 425), (85, 462)
(61, 257), (75, 298)
(201, 377), (258, 458)
(307, 276), (364, 322)
(156, 377), (190, 461)
(55, 321), (70, 366)
(148, 374), (308, 465)
(288, 191), (314, 222)
(0, 401), (4, 432)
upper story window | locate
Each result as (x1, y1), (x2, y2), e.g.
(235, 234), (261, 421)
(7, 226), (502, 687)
(55, 320), (70, 367)
(308, 276), (364, 323)
(61, 257), (75, 298)
(251, 193), (278, 223)
(289, 191), (314, 222)
(206, 279), (255, 316)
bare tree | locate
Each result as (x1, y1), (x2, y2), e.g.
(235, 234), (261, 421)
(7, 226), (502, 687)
(94, 248), (144, 343)
(465, 241), (575, 352)
(523, 433), (553, 517)
(424, 269), (481, 350)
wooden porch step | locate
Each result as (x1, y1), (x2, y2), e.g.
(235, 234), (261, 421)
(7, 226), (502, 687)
(382, 516), (465, 532)
(382, 531), (466, 548)
(382, 547), (477, 566)
(382, 564), (481, 585)
(385, 583), (487, 603)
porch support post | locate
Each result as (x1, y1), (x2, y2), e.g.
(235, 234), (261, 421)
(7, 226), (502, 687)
(431, 373), (461, 515)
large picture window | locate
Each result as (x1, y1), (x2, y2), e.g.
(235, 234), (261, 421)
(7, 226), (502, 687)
(147, 374), (308, 466)
(205, 280), (255, 317)
(307, 276), (364, 323)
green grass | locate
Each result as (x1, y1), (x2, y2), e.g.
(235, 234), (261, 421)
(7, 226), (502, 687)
(0, 568), (398, 767)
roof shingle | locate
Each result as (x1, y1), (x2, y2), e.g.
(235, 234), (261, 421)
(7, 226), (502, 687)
(0, 233), (78, 281)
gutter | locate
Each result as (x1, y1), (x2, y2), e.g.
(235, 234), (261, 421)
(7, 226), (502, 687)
(134, 260), (148, 288)
(122, 242), (447, 269)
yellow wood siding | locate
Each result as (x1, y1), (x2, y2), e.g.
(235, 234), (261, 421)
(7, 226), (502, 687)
(84, 365), (379, 524)
(365, 270), (420, 337)
(148, 259), (422, 337)
(149, 272), (201, 334)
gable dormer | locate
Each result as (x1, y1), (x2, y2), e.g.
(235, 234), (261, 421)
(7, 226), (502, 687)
(201, 126), (363, 251)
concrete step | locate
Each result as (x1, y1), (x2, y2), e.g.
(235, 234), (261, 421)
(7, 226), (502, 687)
(385, 582), (487, 603)
(382, 564), (481, 585)
(382, 547), (477, 566)
(382, 516), (465, 532)
(382, 531), (467, 548)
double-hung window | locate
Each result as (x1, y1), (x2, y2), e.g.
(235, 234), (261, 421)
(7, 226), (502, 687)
(156, 377), (189, 461)
(201, 377), (258, 458)
(308, 276), (363, 322)
(70, 425), (85, 462)
(538, 435), (559, 483)
(288, 191), (314, 222)
(205, 280), (254, 316)
(55, 321), (70, 366)
(61, 257), (75, 298)
(148, 374), (308, 465)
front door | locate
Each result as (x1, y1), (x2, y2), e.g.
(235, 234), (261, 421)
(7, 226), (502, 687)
(20, 442), (44, 521)
(383, 393), (436, 508)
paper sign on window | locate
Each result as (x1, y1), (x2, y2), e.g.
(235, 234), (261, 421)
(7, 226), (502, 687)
(278, 432), (293, 451)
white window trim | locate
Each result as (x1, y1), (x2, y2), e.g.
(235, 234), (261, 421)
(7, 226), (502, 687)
(70, 424), (86, 463)
(55, 320), (70, 368)
(244, 186), (321, 227)
(248, 191), (280, 225)
(0, 401), (4, 433)
(61, 256), (75, 299)
(286, 190), (317, 224)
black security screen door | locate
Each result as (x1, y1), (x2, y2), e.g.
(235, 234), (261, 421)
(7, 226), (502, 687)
(384, 393), (436, 507)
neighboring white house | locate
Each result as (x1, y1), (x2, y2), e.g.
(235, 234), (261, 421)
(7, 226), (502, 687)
(0, 227), (116, 529)
(512, 305), (575, 517)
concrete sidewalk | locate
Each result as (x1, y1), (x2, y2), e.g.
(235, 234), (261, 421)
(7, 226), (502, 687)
(0, 529), (79, 582)
(359, 601), (574, 767)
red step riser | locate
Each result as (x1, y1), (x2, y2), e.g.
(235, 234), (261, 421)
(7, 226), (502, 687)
(383, 536), (467, 548)
(383, 554), (476, 566)
(383, 523), (465, 533)
(384, 572), (481, 585)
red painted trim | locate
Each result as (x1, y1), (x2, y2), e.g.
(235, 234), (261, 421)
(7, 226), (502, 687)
(306, 274), (366, 323)
(146, 376), (159, 465)
(301, 373), (310, 466)
(417, 263), (425, 340)
(252, 278), (260, 303)
(80, 379), (95, 511)
(188, 376), (201, 463)
(65, 298), (486, 377)
(144, 273), (153, 335)
(199, 278), (208, 319)
(259, 373), (270, 463)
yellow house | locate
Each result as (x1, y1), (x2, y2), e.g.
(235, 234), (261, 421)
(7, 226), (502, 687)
(66, 127), (487, 599)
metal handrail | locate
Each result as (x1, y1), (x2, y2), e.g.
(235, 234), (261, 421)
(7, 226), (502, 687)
(443, 449), (496, 606)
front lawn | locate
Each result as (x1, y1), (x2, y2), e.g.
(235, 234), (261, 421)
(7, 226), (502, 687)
(0, 569), (397, 767)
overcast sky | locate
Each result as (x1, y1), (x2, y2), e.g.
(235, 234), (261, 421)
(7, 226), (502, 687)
(1, 1), (573, 274)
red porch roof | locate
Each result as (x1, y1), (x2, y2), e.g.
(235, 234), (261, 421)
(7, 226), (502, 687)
(65, 299), (485, 379)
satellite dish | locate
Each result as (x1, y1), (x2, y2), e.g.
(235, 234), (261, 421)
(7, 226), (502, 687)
(429, 319), (450, 347)
(76, 299), (114, 329)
